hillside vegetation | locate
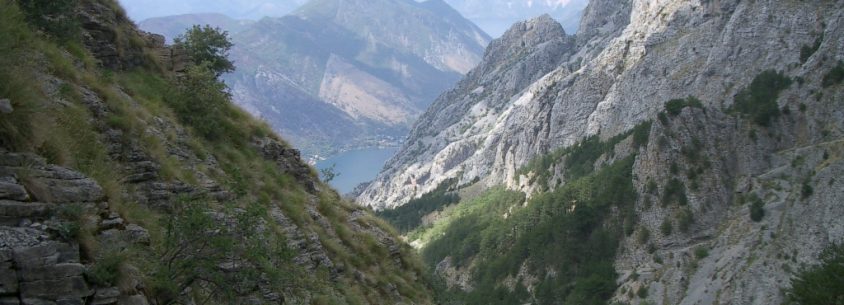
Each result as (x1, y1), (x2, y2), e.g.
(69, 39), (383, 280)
(0, 0), (433, 304)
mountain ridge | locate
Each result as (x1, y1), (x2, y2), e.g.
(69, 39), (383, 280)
(360, 0), (844, 303)
(0, 0), (435, 303)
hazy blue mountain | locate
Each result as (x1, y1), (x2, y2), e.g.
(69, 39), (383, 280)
(224, 0), (490, 157)
(117, 0), (308, 21)
(122, 0), (588, 38)
(138, 13), (254, 43)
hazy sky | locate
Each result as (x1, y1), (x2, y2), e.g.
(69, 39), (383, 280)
(117, 0), (588, 36)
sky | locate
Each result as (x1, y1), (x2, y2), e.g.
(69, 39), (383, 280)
(117, 0), (589, 37)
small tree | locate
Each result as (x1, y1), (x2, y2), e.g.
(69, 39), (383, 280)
(175, 25), (235, 76)
(320, 163), (340, 183)
(167, 63), (231, 139)
(152, 198), (294, 304)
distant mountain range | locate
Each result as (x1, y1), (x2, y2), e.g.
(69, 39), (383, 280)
(119, 0), (309, 21)
(124, 0), (588, 37)
(138, 0), (490, 157)
(139, 13), (255, 43)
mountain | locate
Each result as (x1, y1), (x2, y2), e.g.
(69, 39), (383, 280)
(123, 0), (588, 38)
(223, 0), (491, 156)
(0, 1), (433, 304)
(444, 0), (589, 36)
(138, 13), (254, 43)
(361, 0), (844, 303)
(117, 0), (308, 21)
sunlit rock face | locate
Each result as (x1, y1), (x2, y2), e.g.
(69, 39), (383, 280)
(362, 0), (844, 303)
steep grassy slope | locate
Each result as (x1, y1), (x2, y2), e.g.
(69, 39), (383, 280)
(0, 1), (432, 304)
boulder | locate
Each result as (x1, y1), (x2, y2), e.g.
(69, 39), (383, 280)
(117, 296), (149, 305)
(99, 217), (124, 231)
(19, 166), (105, 203)
(124, 224), (150, 245)
(8, 243), (91, 303)
(0, 201), (51, 226)
(90, 287), (120, 305)
(0, 227), (44, 250)
(0, 176), (29, 201)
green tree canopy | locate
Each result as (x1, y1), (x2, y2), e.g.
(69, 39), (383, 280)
(786, 244), (844, 305)
(175, 25), (235, 76)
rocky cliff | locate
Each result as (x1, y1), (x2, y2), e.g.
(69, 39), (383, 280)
(0, 0), (433, 304)
(361, 0), (844, 304)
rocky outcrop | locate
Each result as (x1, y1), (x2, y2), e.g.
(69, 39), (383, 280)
(77, 0), (146, 70)
(142, 33), (190, 73)
(0, 150), (151, 305)
(253, 137), (319, 193)
(77, 0), (189, 72)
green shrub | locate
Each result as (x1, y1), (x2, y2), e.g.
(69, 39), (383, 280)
(86, 251), (125, 286)
(637, 285), (649, 298)
(637, 227), (651, 245)
(632, 121), (653, 147)
(658, 112), (669, 125)
(660, 218), (673, 236)
(665, 96), (704, 116)
(749, 195), (765, 222)
(822, 61), (844, 88)
(802, 183), (814, 199)
(694, 246), (709, 259)
(800, 33), (823, 63)
(646, 179), (658, 194)
(662, 179), (688, 206)
(166, 63), (234, 140)
(624, 215), (636, 236)
(785, 244), (844, 305)
(677, 208), (694, 233)
(733, 70), (792, 126)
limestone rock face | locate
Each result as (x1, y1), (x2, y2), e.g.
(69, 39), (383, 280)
(77, 0), (189, 72)
(358, 14), (576, 210)
(359, 0), (843, 210)
(0, 150), (152, 305)
(360, 0), (844, 303)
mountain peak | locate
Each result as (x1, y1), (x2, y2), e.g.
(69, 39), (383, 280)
(506, 14), (566, 37)
(481, 14), (566, 63)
